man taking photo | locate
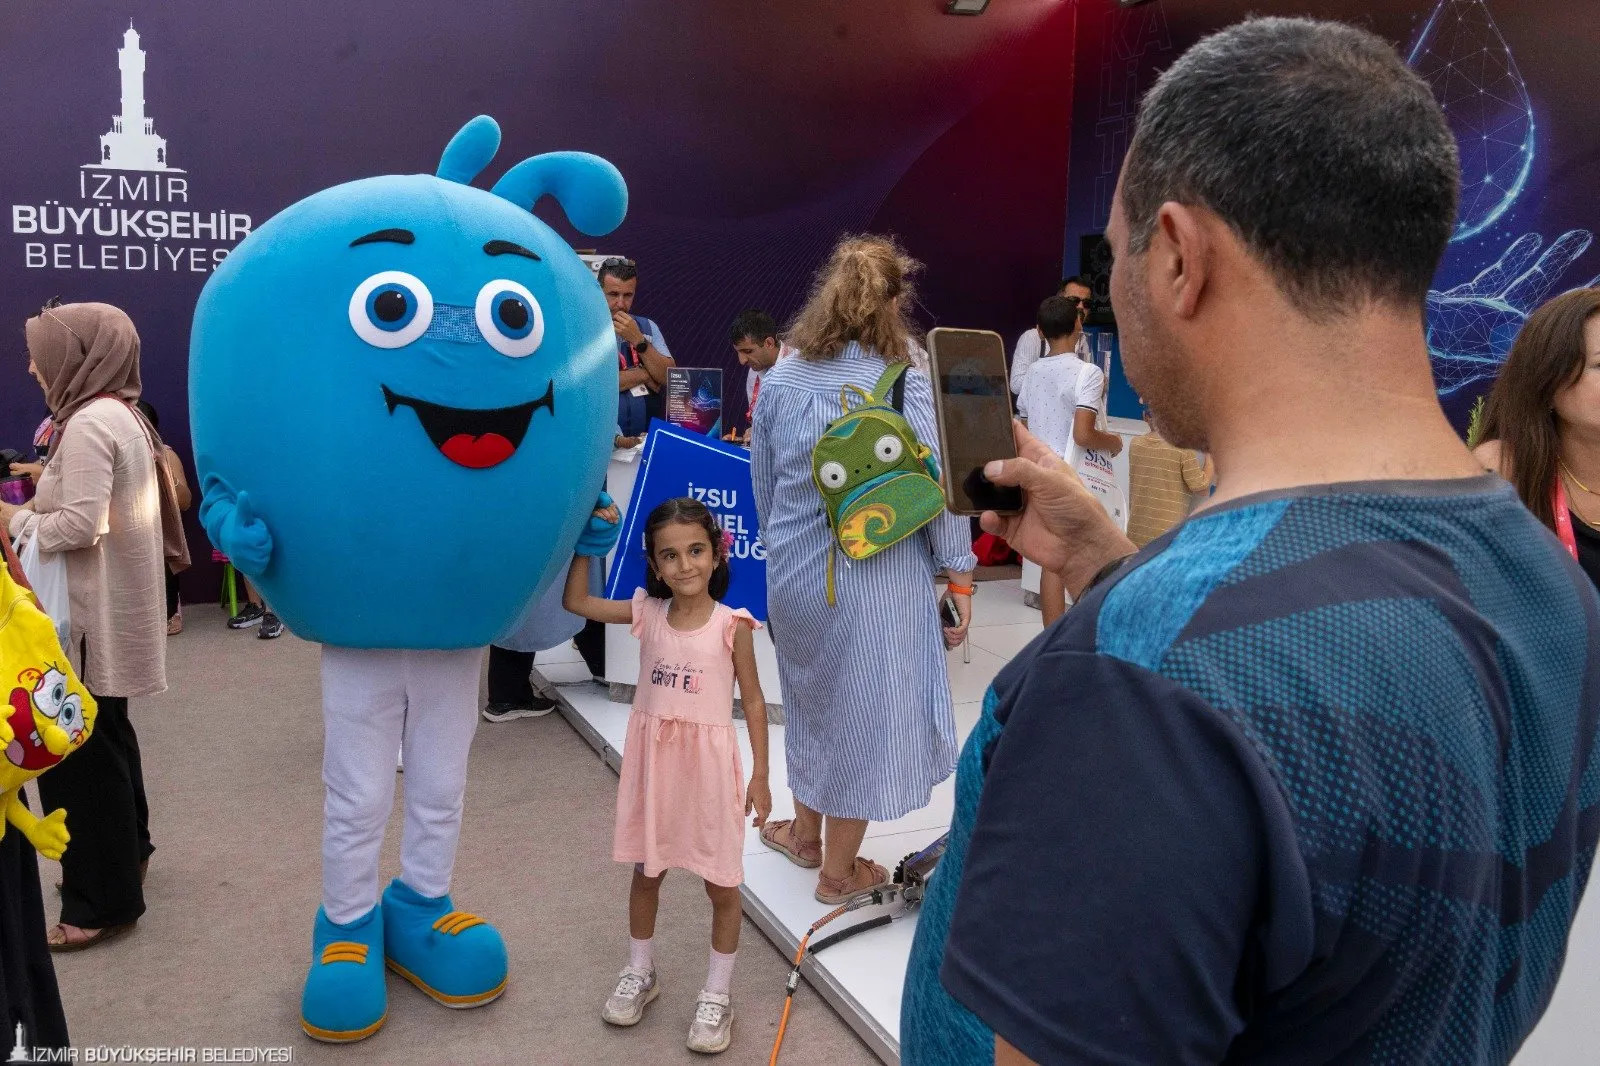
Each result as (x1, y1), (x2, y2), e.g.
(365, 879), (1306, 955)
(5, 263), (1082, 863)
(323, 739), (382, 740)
(904, 17), (1600, 1066)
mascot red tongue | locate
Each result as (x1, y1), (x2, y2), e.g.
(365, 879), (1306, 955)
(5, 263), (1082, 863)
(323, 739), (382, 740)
(442, 433), (515, 469)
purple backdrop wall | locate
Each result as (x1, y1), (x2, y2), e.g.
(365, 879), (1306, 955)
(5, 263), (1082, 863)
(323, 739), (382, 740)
(1062, 0), (1600, 429)
(0, 0), (1078, 599)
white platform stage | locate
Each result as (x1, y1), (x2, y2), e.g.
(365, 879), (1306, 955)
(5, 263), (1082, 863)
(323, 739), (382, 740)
(535, 579), (1600, 1065)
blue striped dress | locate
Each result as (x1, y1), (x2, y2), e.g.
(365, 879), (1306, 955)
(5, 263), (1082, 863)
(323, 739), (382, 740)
(751, 342), (977, 821)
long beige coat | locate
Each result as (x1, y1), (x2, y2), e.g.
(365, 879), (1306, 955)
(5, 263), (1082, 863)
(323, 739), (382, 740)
(8, 397), (167, 698)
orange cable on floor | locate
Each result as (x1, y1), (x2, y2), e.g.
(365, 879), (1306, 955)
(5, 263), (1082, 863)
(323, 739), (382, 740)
(769, 902), (852, 1066)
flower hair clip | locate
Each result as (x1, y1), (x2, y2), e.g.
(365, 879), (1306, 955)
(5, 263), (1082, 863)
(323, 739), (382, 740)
(721, 529), (735, 553)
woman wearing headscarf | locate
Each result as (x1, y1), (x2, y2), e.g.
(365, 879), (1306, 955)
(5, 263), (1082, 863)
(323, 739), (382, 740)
(0, 300), (187, 951)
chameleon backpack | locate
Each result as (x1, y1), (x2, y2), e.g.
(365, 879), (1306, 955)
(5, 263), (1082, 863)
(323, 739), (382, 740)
(812, 362), (945, 605)
(0, 533), (97, 860)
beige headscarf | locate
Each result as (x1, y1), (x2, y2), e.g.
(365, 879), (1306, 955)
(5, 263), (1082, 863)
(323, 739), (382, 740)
(24, 302), (190, 573)
(25, 302), (142, 425)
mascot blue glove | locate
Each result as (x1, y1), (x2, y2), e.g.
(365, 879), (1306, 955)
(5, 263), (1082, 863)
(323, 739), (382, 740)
(189, 116), (625, 1044)
(576, 491), (623, 557)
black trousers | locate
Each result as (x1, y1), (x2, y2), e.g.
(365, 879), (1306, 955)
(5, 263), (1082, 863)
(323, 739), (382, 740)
(165, 568), (179, 620)
(486, 645), (537, 707)
(575, 619), (605, 678)
(488, 619), (605, 704)
(0, 805), (70, 1051)
(35, 694), (150, 929)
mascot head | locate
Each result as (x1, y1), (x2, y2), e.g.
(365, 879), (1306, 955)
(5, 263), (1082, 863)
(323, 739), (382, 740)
(190, 117), (626, 648)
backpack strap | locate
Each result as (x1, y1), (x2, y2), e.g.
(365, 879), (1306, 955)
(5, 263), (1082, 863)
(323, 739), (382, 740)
(871, 362), (910, 411)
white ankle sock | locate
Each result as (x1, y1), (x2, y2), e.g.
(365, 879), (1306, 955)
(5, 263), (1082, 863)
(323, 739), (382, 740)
(630, 937), (654, 972)
(705, 948), (736, 995)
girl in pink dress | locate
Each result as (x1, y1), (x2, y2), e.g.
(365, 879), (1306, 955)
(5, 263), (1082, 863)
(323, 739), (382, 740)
(564, 496), (771, 1055)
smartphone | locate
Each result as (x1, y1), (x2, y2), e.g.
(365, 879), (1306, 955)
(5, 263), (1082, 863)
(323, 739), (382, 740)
(928, 327), (1023, 515)
(940, 595), (962, 628)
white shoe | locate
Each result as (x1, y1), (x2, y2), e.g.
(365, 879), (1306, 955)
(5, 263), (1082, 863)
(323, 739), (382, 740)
(686, 990), (732, 1054)
(602, 966), (659, 1027)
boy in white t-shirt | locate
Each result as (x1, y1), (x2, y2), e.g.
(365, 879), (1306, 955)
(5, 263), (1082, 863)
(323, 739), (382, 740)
(1017, 296), (1123, 468)
(1016, 295), (1123, 624)
(1010, 276), (1095, 394)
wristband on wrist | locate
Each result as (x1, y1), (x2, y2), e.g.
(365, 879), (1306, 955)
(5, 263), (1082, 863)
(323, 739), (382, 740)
(945, 582), (974, 597)
(1080, 554), (1134, 598)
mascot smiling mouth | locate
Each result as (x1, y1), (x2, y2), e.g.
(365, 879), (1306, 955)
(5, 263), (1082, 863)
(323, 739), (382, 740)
(6, 689), (62, 772)
(381, 383), (554, 469)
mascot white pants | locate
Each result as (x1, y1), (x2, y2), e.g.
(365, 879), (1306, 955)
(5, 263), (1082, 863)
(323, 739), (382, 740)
(320, 648), (484, 925)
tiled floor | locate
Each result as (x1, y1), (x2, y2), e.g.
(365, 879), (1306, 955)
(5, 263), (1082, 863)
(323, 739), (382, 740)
(547, 580), (1600, 1065)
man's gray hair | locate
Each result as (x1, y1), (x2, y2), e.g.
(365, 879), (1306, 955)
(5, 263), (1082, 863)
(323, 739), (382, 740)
(1121, 17), (1460, 321)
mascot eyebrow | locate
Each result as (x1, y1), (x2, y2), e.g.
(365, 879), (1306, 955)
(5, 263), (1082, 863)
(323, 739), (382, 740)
(350, 228), (414, 247)
(348, 229), (540, 261)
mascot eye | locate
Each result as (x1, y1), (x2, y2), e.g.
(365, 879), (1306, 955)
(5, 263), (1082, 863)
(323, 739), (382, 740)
(874, 435), (904, 463)
(58, 695), (82, 733)
(47, 682), (65, 715)
(475, 280), (546, 358)
(349, 270), (434, 349)
(819, 461), (848, 490)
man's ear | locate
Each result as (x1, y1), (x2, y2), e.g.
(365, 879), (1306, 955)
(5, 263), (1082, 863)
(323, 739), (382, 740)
(1153, 203), (1213, 320)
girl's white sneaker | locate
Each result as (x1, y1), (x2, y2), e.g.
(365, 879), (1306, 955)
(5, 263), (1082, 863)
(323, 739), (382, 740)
(687, 990), (732, 1054)
(602, 966), (659, 1026)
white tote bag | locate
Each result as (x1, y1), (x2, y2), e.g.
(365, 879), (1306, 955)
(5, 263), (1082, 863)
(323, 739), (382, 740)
(15, 534), (71, 651)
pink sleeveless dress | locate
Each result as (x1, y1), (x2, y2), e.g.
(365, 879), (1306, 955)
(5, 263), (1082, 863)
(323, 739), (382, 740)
(614, 590), (760, 887)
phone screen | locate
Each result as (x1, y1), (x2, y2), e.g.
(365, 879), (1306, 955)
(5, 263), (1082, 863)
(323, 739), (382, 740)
(929, 329), (1024, 514)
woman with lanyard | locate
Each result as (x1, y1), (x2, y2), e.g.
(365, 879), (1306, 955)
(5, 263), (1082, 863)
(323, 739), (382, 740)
(1475, 288), (1600, 586)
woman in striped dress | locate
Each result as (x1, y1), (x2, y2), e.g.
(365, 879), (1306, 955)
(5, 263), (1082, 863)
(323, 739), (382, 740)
(751, 236), (976, 903)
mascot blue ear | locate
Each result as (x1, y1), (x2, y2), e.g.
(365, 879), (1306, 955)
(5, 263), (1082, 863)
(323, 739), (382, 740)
(437, 116), (502, 185)
(491, 153), (628, 237)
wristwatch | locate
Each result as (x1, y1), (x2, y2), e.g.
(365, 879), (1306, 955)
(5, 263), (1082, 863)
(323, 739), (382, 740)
(633, 338), (651, 355)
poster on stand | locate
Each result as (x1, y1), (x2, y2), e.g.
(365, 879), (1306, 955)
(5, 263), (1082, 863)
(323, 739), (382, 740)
(666, 368), (723, 436)
(606, 419), (767, 620)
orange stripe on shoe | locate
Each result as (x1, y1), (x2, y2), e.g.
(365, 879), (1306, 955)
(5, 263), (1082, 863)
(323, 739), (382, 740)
(301, 1011), (387, 1043)
(385, 958), (508, 1008)
(320, 941), (369, 964)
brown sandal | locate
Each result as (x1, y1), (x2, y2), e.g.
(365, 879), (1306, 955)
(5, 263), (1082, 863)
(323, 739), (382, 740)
(814, 858), (890, 905)
(47, 921), (136, 953)
(760, 820), (822, 869)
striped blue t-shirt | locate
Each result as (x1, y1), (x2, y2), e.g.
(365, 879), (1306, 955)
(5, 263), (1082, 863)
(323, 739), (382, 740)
(903, 476), (1600, 1065)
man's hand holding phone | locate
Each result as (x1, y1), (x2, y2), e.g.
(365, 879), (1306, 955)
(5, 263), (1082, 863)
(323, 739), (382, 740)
(980, 421), (1136, 600)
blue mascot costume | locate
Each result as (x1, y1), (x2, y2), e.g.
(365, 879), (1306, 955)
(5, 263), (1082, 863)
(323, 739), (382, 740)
(190, 117), (625, 1042)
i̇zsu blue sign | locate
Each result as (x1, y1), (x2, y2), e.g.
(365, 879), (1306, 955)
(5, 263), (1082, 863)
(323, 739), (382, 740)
(606, 419), (768, 620)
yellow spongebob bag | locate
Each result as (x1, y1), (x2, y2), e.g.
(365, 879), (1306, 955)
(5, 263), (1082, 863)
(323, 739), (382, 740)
(0, 534), (96, 859)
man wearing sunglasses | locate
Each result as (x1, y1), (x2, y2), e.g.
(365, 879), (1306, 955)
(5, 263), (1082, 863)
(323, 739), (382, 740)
(1009, 275), (1094, 395)
(598, 257), (675, 448)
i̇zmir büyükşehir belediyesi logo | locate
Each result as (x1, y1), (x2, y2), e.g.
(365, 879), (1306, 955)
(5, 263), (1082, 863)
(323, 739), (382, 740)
(8, 22), (253, 274)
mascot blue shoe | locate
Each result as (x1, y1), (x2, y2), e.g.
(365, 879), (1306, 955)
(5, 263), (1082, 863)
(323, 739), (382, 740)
(301, 905), (387, 1042)
(382, 879), (508, 1008)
